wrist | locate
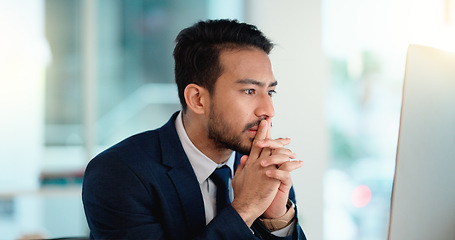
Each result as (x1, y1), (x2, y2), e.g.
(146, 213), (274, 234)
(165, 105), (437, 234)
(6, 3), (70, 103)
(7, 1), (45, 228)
(231, 200), (258, 227)
(261, 205), (287, 219)
(258, 199), (295, 231)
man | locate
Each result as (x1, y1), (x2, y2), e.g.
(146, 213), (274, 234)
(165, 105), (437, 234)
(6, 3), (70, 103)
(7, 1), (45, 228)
(82, 19), (307, 239)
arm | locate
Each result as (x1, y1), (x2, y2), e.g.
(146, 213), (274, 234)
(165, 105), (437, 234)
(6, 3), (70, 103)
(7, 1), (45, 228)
(82, 151), (168, 239)
(82, 150), (259, 240)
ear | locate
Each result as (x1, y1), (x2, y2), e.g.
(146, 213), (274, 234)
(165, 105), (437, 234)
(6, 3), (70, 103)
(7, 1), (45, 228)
(184, 83), (210, 115)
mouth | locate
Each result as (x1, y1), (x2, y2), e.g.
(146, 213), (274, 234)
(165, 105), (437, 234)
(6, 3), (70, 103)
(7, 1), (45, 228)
(243, 119), (263, 134)
(248, 127), (258, 133)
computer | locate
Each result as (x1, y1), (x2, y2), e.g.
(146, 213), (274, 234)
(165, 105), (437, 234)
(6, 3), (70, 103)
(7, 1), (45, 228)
(388, 44), (455, 240)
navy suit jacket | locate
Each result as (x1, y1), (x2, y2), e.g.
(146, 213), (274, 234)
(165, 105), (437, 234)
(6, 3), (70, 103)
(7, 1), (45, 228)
(82, 112), (307, 240)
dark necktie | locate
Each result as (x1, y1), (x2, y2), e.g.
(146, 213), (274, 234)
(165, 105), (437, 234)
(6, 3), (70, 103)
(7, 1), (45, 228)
(209, 165), (231, 214)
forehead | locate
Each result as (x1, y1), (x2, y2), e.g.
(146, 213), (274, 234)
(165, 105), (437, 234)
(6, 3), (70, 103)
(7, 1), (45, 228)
(216, 48), (276, 87)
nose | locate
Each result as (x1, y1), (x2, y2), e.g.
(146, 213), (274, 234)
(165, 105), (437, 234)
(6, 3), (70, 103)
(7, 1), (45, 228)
(255, 94), (275, 119)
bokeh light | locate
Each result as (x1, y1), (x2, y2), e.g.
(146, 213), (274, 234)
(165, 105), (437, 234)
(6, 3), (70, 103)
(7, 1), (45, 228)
(352, 185), (372, 208)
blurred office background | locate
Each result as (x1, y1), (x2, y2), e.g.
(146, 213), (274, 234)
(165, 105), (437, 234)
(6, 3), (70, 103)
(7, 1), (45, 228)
(0, 0), (454, 239)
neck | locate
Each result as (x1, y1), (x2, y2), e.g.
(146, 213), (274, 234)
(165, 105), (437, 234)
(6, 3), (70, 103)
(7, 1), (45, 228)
(182, 112), (233, 164)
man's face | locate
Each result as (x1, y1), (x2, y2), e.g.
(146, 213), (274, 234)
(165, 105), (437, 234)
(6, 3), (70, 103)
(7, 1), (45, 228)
(207, 48), (276, 155)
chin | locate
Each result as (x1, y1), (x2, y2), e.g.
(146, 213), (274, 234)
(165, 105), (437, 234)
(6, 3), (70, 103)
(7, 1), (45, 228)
(236, 142), (253, 156)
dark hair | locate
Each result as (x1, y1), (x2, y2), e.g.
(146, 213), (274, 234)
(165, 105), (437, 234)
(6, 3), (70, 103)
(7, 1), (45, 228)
(173, 19), (274, 111)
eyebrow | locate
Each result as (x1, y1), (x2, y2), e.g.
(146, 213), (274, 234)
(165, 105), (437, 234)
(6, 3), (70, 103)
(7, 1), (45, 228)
(236, 79), (278, 87)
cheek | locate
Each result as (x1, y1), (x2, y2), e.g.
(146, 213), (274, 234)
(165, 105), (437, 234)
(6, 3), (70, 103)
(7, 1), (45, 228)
(214, 94), (254, 126)
(227, 98), (250, 114)
(228, 105), (249, 124)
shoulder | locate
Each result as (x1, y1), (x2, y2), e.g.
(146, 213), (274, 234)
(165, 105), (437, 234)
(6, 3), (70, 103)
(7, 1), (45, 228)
(90, 130), (160, 166)
(85, 111), (182, 175)
(108, 130), (160, 158)
(89, 111), (181, 168)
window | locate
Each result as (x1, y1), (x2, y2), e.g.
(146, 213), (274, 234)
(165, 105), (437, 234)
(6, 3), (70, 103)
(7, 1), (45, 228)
(322, 0), (455, 239)
(1, 0), (244, 238)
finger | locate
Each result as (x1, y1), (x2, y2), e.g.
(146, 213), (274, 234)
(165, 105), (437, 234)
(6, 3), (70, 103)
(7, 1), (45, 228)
(261, 151), (297, 167)
(265, 169), (293, 188)
(278, 160), (304, 172)
(249, 120), (269, 159)
(257, 138), (292, 149)
(256, 119), (269, 142)
(273, 148), (297, 159)
(260, 147), (272, 159)
(265, 162), (303, 186)
(265, 118), (272, 139)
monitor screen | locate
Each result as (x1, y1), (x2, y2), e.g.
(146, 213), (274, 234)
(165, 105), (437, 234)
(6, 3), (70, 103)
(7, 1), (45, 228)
(388, 45), (455, 240)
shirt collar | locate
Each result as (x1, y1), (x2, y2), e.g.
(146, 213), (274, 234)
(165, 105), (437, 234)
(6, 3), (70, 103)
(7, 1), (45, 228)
(175, 111), (235, 184)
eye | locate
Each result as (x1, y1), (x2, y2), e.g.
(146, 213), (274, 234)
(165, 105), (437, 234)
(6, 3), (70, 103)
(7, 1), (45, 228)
(244, 89), (256, 95)
(268, 90), (277, 97)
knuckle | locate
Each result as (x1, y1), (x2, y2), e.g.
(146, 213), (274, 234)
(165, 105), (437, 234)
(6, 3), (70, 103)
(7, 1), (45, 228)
(253, 139), (263, 147)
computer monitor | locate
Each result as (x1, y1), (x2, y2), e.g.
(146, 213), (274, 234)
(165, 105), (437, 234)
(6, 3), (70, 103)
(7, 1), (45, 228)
(388, 44), (455, 240)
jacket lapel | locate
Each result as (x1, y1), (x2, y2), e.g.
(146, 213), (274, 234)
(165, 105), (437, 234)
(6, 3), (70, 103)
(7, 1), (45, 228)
(158, 112), (206, 237)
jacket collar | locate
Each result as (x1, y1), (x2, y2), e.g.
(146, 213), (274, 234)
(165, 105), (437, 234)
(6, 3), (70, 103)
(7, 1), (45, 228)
(157, 111), (243, 236)
(158, 111), (243, 169)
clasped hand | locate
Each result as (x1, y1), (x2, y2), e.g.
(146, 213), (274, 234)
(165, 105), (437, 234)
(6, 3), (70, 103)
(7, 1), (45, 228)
(231, 119), (303, 227)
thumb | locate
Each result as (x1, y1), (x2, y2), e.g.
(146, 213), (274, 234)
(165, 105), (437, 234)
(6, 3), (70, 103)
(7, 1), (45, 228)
(234, 155), (248, 176)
